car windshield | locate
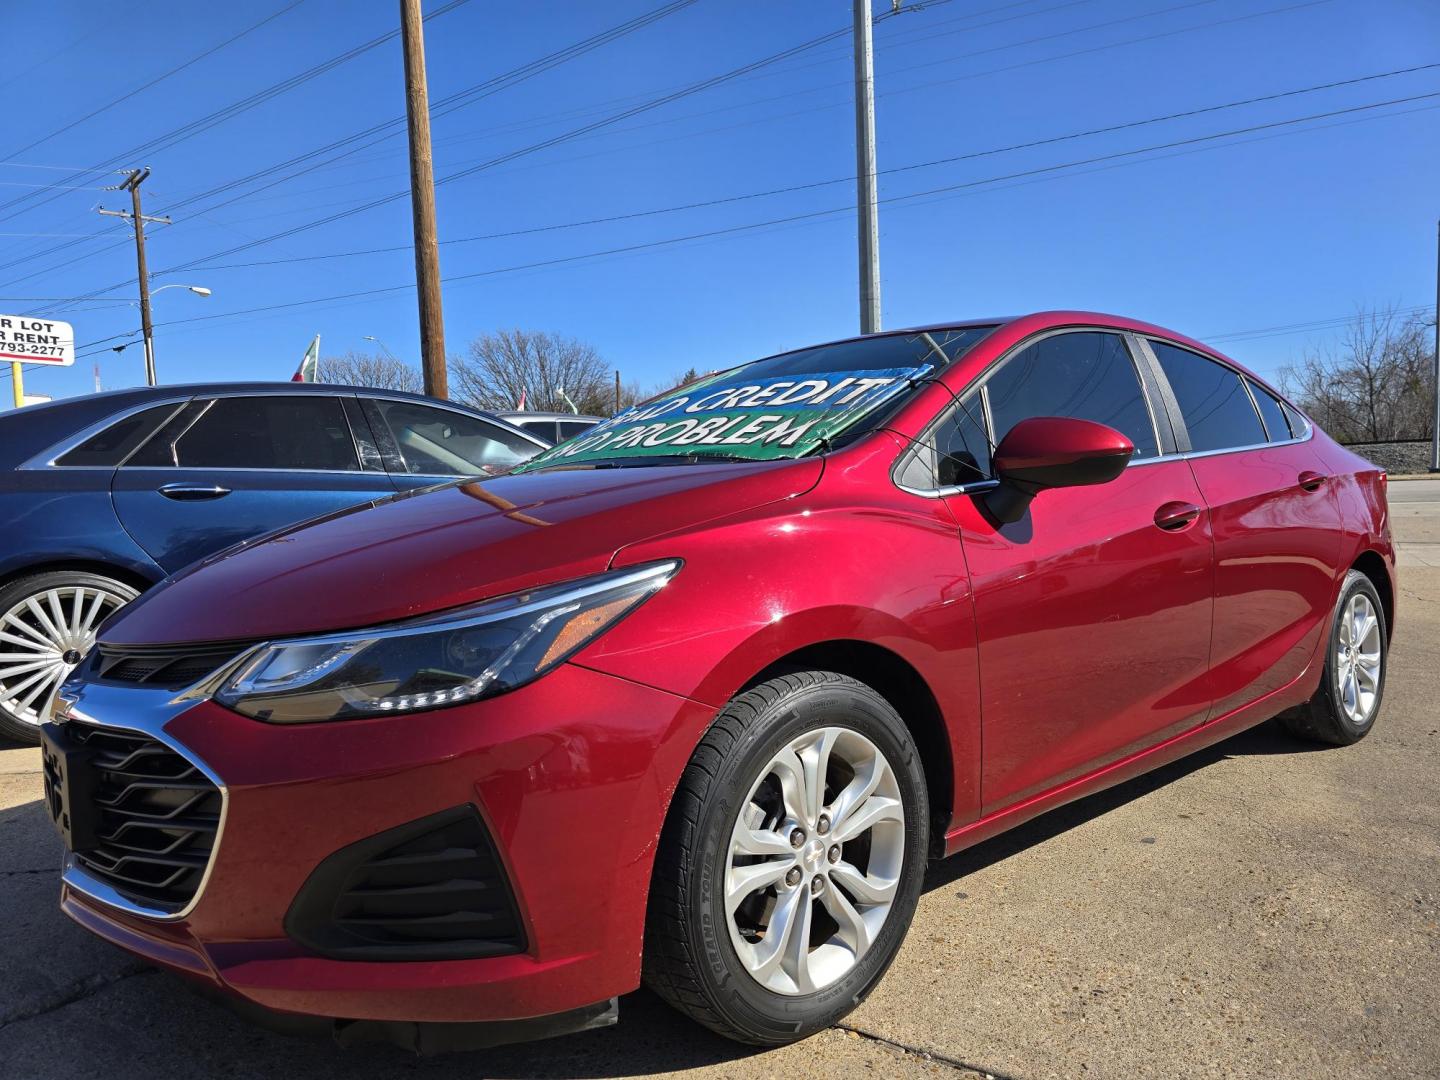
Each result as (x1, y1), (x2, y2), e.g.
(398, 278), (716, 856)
(514, 326), (994, 472)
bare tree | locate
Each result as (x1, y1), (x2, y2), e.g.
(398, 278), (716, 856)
(318, 350), (423, 394)
(453, 330), (612, 414)
(1279, 306), (1436, 443)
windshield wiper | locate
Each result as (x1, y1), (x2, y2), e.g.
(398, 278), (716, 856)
(588, 452), (762, 469)
(519, 452), (767, 473)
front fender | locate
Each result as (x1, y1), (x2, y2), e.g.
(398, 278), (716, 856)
(572, 443), (981, 825)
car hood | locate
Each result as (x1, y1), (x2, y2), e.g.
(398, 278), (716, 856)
(101, 458), (823, 645)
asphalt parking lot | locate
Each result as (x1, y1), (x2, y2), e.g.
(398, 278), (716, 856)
(2, 480), (1437, 1080)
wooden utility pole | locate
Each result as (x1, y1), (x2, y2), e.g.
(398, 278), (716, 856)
(615, 369), (621, 414)
(99, 168), (170, 386)
(399, 0), (448, 398)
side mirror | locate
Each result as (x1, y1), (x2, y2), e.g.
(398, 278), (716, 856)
(984, 416), (1134, 524)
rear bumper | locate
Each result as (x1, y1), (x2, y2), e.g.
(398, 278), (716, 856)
(57, 662), (713, 1029)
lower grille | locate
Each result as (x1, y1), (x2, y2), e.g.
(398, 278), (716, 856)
(67, 723), (221, 913)
(286, 806), (525, 961)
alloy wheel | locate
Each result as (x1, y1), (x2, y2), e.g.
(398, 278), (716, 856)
(724, 726), (905, 996)
(0, 583), (134, 727)
(1335, 591), (1382, 727)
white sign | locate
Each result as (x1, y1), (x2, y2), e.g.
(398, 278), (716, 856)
(0, 315), (74, 366)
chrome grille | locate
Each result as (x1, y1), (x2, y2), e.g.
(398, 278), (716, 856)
(66, 723), (221, 913)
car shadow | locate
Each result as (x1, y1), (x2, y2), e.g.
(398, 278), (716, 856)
(923, 717), (1330, 891)
(0, 718), (1325, 1078)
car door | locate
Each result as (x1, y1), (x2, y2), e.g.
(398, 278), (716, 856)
(1142, 339), (1343, 720)
(929, 329), (1216, 814)
(360, 397), (547, 490)
(112, 393), (398, 574)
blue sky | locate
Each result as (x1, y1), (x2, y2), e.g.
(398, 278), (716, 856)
(1, 0), (1436, 407)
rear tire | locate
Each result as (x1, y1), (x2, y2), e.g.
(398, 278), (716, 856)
(643, 670), (929, 1045)
(1279, 569), (1387, 746)
(0, 571), (139, 744)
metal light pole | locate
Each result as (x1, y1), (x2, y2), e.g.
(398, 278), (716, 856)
(1432, 217), (1439, 473)
(852, 0), (882, 335)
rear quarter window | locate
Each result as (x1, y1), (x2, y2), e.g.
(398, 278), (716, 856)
(55, 404), (182, 467)
(1247, 379), (1293, 442)
(1149, 340), (1266, 453)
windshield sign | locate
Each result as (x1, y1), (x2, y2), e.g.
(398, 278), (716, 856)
(515, 329), (991, 470)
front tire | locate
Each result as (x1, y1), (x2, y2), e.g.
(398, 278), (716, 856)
(0, 571), (139, 744)
(1279, 569), (1387, 746)
(643, 670), (929, 1045)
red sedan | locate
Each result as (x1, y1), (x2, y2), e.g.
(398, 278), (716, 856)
(41, 311), (1393, 1051)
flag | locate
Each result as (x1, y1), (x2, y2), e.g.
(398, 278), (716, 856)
(516, 387), (527, 410)
(291, 334), (320, 382)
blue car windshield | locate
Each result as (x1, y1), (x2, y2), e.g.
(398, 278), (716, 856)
(514, 326), (993, 472)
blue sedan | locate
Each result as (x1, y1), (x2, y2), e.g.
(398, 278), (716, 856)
(0, 382), (548, 742)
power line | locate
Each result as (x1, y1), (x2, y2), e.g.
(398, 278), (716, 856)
(166, 63), (1440, 274)
(0, 0), (692, 296)
(234, 0), (1336, 223)
(0, 180), (110, 192)
(147, 19), (890, 279)
(1205, 304), (1436, 344)
(1, 1), (306, 165)
(0, 0), (1301, 296)
(0, 0), (476, 234)
(13, 0), (1325, 302)
(0, 162), (129, 174)
(67, 90), (1438, 353)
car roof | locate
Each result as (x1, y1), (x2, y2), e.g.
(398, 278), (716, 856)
(784, 311), (1217, 350)
(499, 411), (604, 422)
(12, 380), (494, 409)
(771, 311), (1253, 375)
(1, 382), (547, 467)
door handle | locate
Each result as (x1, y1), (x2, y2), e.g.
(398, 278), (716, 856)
(157, 483), (232, 501)
(1298, 470), (1328, 492)
(1154, 501), (1201, 531)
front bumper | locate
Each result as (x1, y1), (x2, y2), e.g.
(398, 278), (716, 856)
(54, 662), (712, 1031)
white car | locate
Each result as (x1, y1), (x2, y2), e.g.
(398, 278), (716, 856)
(497, 411), (603, 444)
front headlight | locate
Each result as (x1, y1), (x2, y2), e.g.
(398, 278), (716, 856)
(214, 561), (679, 723)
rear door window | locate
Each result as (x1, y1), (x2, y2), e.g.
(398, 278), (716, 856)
(1149, 341), (1266, 453)
(128, 396), (360, 470)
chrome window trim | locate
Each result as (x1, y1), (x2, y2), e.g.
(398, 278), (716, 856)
(117, 465), (399, 477)
(19, 397), (193, 471)
(1176, 423), (1315, 461)
(51, 680), (229, 923)
(894, 477), (1000, 499)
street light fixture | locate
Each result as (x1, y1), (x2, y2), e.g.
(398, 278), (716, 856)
(151, 284), (212, 298)
(363, 335), (400, 362)
(127, 284), (212, 385)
